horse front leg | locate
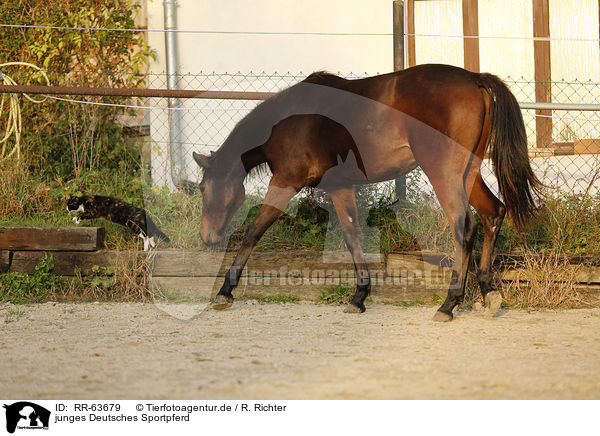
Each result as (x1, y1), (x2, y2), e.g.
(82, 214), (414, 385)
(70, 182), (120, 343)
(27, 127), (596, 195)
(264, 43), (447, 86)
(329, 188), (371, 313)
(213, 181), (297, 310)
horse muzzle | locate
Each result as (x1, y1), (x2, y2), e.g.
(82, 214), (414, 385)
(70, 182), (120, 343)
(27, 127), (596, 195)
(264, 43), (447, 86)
(200, 229), (224, 246)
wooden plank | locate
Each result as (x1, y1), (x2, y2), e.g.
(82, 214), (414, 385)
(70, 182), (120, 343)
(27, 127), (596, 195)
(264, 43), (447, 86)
(9, 248), (600, 285)
(0, 226), (104, 251)
(8, 250), (384, 277)
(393, 0), (404, 71)
(9, 250), (142, 276)
(0, 250), (12, 273)
(386, 252), (454, 287)
(406, 0), (416, 66)
(533, 0), (552, 148)
(502, 267), (600, 284)
(462, 0), (480, 72)
(574, 139), (600, 154)
(151, 276), (442, 304)
(151, 276), (600, 306)
(150, 250), (384, 277)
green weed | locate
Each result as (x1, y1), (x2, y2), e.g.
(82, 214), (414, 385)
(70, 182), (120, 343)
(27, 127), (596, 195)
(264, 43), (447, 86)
(317, 283), (354, 305)
(254, 294), (300, 304)
(0, 253), (59, 304)
(4, 308), (25, 324)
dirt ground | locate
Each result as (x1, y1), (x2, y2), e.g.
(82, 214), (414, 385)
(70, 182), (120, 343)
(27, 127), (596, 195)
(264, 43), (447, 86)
(1, 301), (600, 399)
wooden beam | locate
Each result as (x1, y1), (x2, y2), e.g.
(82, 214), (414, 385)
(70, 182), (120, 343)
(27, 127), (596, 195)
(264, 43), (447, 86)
(151, 276), (442, 303)
(0, 227), (104, 251)
(533, 0), (552, 148)
(462, 0), (480, 72)
(8, 250), (384, 277)
(406, 0), (416, 66)
(393, 0), (405, 72)
(9, 250), (136, 276)
(0, 251), (12, 273)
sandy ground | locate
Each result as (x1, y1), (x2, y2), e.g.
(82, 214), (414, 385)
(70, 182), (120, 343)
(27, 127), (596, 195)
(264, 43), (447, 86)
(1, 301), (600, 399)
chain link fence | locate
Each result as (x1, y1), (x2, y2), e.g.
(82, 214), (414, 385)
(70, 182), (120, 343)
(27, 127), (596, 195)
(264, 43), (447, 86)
(6, 67), (600, 197)
(508, 77), (600, 195)
(134, 72), (600, 198)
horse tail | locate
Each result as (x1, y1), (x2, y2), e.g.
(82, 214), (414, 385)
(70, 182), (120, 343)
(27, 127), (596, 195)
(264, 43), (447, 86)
(477, 73), (542, 232)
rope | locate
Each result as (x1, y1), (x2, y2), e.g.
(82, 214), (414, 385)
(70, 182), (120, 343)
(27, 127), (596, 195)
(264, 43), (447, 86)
(0, 23), (598, 43)
(0, 62), (50, 161)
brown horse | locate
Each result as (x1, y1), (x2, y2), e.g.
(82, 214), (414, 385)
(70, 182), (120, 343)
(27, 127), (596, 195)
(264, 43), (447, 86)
(193, 63), (541, 321)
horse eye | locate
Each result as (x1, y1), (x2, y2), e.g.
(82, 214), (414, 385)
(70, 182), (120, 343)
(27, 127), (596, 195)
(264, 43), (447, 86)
(199, 186), (205, 193)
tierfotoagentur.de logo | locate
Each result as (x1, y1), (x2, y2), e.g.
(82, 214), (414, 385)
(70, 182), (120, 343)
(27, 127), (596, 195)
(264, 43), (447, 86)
(3, 402), (50, 434)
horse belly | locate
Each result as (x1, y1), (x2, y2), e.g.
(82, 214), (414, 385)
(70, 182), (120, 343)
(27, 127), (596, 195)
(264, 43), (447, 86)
(357, 120), (417, 183)
(319, 135), (417, 188)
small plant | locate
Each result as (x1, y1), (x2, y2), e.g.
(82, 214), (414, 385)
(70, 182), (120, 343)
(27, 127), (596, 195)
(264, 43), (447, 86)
(388, 299), (428, 307)
(318, 283), (354, 305)
(57, 253), (153, 302)
(4, 307), (25, 324)
(89, 265), (114, 290)
(0, 253), (59, 304)
(255, 294), (300, 304)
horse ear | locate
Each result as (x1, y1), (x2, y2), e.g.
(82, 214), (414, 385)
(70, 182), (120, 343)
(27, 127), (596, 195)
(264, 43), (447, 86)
(193, 152), (211, 168)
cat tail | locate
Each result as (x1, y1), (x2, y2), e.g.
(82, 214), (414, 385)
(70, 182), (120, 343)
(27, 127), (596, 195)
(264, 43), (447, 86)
(156, 229), (171, 243)
(147, 217), (170, 242)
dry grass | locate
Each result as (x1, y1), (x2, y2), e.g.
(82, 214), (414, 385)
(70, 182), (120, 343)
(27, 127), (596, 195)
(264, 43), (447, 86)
(109, 250), (155, 301)
(56, 251), (155, 302)
(503, 248), (586, 309)
(0, 162), (57, 218)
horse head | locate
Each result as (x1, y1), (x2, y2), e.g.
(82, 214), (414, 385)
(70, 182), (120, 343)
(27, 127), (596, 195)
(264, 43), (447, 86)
(193, 151), (246, 245)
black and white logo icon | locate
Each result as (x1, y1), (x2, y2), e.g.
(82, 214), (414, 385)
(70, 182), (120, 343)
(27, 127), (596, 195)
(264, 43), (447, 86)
(3, 402), (50, 434)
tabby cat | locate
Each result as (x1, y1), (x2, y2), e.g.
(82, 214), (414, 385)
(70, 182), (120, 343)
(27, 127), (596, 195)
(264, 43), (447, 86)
(66, 195), (170, 251)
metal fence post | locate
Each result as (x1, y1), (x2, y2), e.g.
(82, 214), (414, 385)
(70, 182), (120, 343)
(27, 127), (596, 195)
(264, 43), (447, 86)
(164, 0), (186, 188)
(393, 0), (407, 201)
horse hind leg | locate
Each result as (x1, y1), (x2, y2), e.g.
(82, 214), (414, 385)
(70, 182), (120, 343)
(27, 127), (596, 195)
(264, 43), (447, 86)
(416, 160), (479, 321)
(469, 173), (506, 316)
(432, 206), (479, 321)
(329, 187), (371, 313)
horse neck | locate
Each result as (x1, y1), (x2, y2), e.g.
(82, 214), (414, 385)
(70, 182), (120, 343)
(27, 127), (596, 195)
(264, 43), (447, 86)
(211, 147), (250, 182)
(214, 143), (266, 179)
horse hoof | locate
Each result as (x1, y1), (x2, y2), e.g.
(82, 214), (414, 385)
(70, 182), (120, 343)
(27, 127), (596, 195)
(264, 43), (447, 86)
(485, 291), (502, 316)
(344, 303), (365, 314)
(432, 310), (453, 322)
(212, 295), (233, 310)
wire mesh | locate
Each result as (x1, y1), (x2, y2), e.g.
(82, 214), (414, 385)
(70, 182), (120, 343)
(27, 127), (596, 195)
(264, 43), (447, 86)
(137, 72), (600, 198)
(7, 67), (600, 196)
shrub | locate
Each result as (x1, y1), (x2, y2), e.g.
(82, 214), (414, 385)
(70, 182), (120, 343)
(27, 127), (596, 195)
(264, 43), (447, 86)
(0, 0), (154, 177)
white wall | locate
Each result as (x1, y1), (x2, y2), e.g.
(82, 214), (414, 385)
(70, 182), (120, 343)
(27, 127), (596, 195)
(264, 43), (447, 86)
(148, 0), (394, 75)
(145, 0), (600, 192)
(147, 0), (395, 189)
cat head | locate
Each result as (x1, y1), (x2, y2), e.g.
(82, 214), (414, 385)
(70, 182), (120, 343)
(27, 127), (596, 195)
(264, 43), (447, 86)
(66, 195), (87, 213)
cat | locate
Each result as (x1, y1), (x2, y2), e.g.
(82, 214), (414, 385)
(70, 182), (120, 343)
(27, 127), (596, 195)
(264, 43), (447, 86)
(66, 195), (170, 251)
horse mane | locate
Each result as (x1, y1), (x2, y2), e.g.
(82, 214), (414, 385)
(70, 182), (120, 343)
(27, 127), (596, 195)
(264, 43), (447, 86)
(244, 162), (270, 181)
(303, 71), (344, 85)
